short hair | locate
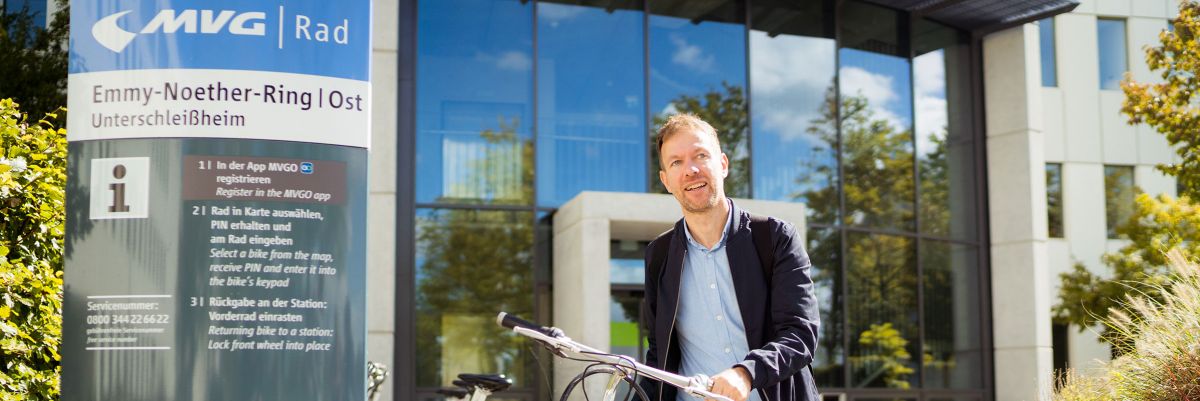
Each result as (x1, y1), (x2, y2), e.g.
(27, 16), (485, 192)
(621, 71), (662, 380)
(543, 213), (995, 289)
(654, 113), (721, 168)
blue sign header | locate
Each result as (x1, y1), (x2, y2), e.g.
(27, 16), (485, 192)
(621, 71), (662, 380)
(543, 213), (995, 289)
(71, 0), (370, 80)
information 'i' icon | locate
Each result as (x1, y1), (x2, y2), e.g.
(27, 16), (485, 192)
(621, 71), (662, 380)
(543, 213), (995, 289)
(109, 164), (130, 213)
(90, 157), (149, 219)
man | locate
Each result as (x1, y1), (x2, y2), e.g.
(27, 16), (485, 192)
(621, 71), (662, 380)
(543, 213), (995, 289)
(642, 114), (820, 401)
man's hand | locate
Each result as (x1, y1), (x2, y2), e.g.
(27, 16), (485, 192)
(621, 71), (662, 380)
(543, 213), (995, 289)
(707, 366), (752, 401)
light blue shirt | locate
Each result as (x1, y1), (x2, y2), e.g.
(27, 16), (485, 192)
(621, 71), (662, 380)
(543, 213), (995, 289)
(676, 203), (761, 401)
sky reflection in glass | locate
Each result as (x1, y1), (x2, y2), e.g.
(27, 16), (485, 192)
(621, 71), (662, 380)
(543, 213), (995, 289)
(648, 5), (749, 196)
(416, 0), (533, 205)
(537, 1), (646, 207)
(839, 47), (915, 231)
(1098, 19), (1127, 90)
(749, 30), (837, 222)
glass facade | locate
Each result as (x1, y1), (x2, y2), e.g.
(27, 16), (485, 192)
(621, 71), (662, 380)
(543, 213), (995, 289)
(412, 1), (987, 399)
(1097, 19), (1127, 90)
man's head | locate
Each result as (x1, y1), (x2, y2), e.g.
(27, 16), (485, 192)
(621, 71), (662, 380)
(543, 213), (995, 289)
(655, 114), (728, 214)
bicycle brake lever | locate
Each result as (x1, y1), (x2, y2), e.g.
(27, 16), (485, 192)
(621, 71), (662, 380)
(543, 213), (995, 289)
(684, 374), (734, 401)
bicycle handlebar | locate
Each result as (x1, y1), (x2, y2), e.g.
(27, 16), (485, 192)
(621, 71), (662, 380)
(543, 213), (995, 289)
(497, 312), (564, 339)
(497, 312), (734, 401)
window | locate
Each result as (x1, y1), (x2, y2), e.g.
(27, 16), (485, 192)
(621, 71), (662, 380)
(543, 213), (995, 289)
(914, 19), (977, 240)
(839, 0), (915, 232)
(414, 209), (535, 388)
(1039, 18), (1057, 87)
(1104, 165), (1135, 238)
(1046, 163), (1063, 238)
(416, 0), (533, 206)
(921, 241), (982, 388)
(1052, 323), (1069, 388)
(648, 0), (748, 197)
(749, 0), (837, 223)
(2, 0), (47, 28)
(536, 0), (647, 207)
(1097, 19), (1127, 90)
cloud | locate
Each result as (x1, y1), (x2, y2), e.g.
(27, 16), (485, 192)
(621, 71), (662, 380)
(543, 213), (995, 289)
(839, 66), (906, 133)
(839, 67), (898, 106)
(496, 51), (532, 71)
(538, 3), (585, 27)
(748, 31), (836, 143)
(670, 34), (715, 73)
(474, 50), (532, 72)
(913, 50), (947, 157)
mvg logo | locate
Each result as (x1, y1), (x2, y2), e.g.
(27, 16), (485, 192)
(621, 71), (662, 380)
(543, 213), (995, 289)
(92, 9), (266, 53)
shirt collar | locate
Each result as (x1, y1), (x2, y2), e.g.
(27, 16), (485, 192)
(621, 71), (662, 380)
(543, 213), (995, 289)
(682, 199), (734, 252)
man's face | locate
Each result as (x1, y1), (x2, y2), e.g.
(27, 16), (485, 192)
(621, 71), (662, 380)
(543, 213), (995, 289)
(658, 127), (729, 214)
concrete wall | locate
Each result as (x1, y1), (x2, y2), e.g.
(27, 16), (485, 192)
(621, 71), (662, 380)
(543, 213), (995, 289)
(1039, 0), (1179, 371)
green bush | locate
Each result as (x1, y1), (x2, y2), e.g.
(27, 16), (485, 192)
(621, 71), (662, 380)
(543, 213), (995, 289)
(1053, 249), (1200, 401)
(0, 99), (66, 400)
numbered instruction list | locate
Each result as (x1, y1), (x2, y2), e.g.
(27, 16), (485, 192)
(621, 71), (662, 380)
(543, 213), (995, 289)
(82, 155), (349, 354)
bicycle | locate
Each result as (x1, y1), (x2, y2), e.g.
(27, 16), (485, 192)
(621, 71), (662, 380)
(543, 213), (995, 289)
(368, 361), (390, 401)
(495, 312), (734, 401)
(436, 373), (513, 401)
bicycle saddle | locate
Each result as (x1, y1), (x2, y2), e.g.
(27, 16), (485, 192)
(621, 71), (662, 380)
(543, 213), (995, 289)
(457, 373), (512, 392)
(452, 380), (472, 389)
(436, 387), (469, 399)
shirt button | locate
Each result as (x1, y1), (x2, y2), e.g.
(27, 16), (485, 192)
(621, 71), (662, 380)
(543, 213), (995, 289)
(710, 283), (717, 289)
(716, 315), (723, 321)
(724, 347), (731, 353)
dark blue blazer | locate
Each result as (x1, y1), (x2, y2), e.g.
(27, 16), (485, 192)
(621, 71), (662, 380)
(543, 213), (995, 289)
(641, 202), (820, 401)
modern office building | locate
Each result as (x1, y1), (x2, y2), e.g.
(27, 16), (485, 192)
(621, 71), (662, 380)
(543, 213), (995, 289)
(359, 0), (1188, 400)
(1036, 0), (1181, 377)
(30, 0), (1183, 399)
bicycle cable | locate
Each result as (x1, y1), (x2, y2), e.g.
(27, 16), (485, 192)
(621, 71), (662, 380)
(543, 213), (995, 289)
(526, 342), (557, 401)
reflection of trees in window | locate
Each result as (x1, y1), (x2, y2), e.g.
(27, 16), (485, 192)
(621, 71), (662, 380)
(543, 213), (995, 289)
(805, 227), (845, 387)
(1104, 165), (1135, 239)
(846, 233), (918, 389)
(1046, 163), (1063, 238)
(416, 122), (536, 387)
(798, 86), (923, 388)
(920, 242), (981, 388)
(918, 132), (950, 236)
(791, 83), (840, 224)
(650, 83), (749, 198)
(798, 85), (915, 229)
(920, 241), (955, 381)
(415, 209), (534, 387)
(437, 117), (534, 205)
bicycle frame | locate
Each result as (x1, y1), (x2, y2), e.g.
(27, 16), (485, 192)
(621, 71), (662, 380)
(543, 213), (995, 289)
(508, 325), (734, 401)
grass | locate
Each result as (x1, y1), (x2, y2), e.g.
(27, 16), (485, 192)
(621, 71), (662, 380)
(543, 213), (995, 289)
(1053, 249), (1200, 401)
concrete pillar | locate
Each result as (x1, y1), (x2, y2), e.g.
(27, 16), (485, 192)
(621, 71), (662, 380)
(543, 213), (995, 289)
(367, 0), (400, 400)
(983, 23), (1054, 401)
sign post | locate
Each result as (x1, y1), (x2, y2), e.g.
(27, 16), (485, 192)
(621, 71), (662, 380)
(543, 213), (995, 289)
(64, 1), (370, 399)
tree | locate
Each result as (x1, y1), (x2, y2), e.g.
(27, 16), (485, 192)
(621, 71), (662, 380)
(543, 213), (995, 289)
(801, 84), (924, 388)
(415, 118), (536, 387)
(650, 82), (750, 198)
(0, 99), (67, 400)
(1054, 193), (1199, 350)
(0, 0), (68, 120)
(1055, 0), (1200, 350)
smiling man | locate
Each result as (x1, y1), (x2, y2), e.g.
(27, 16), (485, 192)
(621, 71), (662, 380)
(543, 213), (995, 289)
(641, 114), (820, 401)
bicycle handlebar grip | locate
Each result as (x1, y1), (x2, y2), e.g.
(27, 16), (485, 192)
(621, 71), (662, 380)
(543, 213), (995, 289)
(496, 312), (562, 338)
